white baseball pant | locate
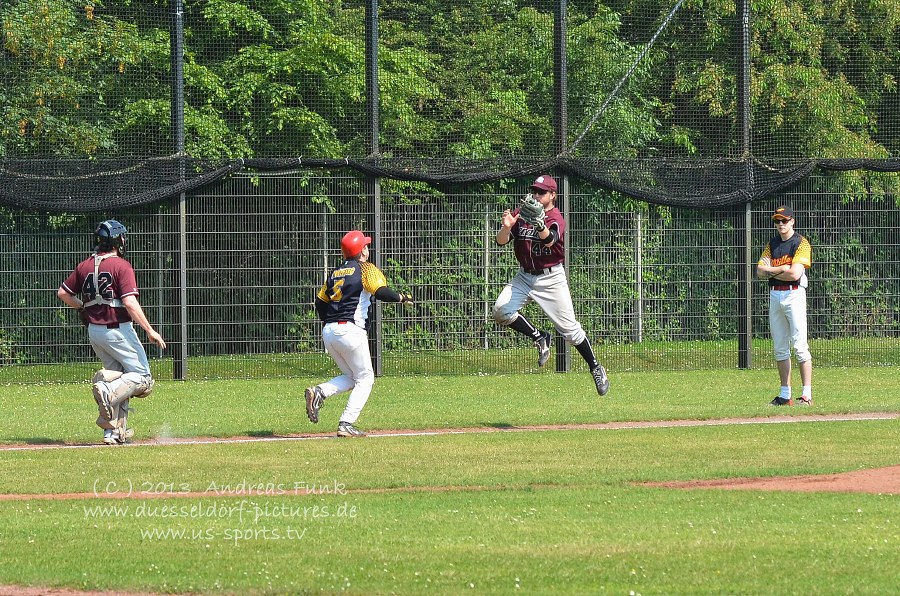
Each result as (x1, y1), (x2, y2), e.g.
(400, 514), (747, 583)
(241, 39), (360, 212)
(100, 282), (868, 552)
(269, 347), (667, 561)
(769, 288), (811, 362)
(319, 322), (375, 424)
(493, 266), (587, 345)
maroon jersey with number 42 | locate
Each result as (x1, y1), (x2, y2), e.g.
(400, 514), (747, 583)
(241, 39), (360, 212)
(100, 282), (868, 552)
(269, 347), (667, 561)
(511, 207), (565, 271)
(61, 253), (139, 326)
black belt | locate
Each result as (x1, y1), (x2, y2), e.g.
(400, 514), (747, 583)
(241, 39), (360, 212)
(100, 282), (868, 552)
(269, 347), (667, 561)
(107, 323), (120, 329)
(523, 264), (560, 276)
(771, 284), (799, 291)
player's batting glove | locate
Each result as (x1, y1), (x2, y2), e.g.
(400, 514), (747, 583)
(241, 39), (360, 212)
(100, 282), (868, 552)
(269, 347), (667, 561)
(519, 194), (547, 231)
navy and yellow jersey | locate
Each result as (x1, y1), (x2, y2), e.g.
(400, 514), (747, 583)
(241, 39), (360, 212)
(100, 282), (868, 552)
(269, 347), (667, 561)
(758, 233), (812, 288)
(315, 260), (388, 327)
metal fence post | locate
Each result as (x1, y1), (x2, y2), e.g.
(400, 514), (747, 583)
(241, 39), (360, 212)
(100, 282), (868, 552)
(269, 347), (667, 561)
(372, 179), (383, 376)
(633, 210), (643, 343)
(736, 0), (753, 368)
(171, 0), (188, 380)
(739, 202), (753, 369)
(484, 204), (491, 350)
(554, 0), (571, 372)
(366, 0), (383, 376)
(556, 177), (572, 372)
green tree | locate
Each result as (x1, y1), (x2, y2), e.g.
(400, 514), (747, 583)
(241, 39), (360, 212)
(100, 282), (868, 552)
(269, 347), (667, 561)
(171, 0), (438, 158)
(1, 0), (168, 157)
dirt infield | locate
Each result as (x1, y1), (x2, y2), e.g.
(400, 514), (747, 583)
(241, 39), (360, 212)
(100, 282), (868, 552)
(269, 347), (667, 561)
(640, 464), (900, 494)
(0, 588), (169, 596)
(1, 413), (897, 498)
(2, 412), (896, 452)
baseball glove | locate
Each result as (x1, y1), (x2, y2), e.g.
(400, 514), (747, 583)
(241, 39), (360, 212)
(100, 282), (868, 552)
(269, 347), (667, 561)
(519, 194), (546, 231)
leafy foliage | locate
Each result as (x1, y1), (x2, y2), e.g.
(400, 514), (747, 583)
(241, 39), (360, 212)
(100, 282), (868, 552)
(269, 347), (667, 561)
(2, 0), (896, 162)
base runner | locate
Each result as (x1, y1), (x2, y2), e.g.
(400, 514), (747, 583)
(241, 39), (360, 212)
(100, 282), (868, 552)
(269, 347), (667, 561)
(305, 230), (412, 437)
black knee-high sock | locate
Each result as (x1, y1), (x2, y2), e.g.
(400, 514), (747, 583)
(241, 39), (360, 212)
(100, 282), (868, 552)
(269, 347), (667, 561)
(508, 315), (542, 341)
(575, 337), (599, 369)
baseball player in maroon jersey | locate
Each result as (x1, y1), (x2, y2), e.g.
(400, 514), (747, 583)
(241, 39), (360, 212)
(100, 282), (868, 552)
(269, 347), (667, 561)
(756, 206), (813, 406)
(57, 220), (166, 444)
(493, 175), (610, 395)
(305, 230), (413, 437)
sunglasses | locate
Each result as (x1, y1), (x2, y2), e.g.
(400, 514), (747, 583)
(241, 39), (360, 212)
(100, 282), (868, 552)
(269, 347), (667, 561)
(774, 218), (792, 224)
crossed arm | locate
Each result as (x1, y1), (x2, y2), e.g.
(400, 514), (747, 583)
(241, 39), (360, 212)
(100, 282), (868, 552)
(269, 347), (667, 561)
(756, 258), (805, 282)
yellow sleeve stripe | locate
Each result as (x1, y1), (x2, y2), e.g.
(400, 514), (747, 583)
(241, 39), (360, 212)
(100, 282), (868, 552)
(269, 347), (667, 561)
(795, 237), (812, 267)
(361, 262), (387, 294)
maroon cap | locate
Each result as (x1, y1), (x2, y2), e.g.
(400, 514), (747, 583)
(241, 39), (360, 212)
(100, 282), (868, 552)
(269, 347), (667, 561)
(530, 175), (557, 193)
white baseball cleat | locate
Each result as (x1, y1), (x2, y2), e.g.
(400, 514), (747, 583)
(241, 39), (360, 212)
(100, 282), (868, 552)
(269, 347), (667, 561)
(535, 331), (552, 367)
(103, 427), (134, 445)
(337, 422), (366, 437)
(590, 364), (610, 396)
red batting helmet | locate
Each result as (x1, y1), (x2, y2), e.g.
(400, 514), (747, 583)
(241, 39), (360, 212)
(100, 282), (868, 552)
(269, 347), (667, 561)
(341, 230), (372, 259)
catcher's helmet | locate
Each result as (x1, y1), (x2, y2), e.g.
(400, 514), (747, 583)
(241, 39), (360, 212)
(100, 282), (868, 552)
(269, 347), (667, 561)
(340, 230), (371, 259)
(95, 219), (128, 253)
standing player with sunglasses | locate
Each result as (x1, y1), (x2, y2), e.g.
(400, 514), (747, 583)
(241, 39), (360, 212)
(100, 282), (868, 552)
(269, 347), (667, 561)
(493, 174), (610, 396)
(756, 205), (813, 406)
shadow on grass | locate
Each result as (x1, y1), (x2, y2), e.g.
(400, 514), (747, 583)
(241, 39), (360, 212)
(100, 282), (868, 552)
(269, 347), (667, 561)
(21, 437), (67, 445)
(247, 430), (275, 437)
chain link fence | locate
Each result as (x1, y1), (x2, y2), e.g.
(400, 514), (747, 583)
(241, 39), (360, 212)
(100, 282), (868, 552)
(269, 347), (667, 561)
(1, 171), (897, 382)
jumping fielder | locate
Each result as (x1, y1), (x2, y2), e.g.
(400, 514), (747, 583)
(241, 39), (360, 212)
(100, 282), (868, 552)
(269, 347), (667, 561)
(756, 205), (813, 406)
(494, 175), (610, 396)
(57, 220), (166, 444)
(305, 230), (412, 437)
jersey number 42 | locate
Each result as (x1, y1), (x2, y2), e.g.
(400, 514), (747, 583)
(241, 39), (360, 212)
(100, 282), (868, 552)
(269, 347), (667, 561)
(81, 272), (114, 302)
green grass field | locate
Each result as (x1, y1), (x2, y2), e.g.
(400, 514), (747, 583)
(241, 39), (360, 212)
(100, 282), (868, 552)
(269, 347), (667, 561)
(3, 336), (898, 384)
(1, 367), (898, 594)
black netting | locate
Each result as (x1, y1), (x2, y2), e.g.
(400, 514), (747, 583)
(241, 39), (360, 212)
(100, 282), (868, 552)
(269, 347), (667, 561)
(1, 0), (897, 212)
(0, 156), (240, 212)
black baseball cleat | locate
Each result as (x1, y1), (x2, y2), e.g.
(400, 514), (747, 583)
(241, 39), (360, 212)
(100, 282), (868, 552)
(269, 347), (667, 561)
(590, 364), (610, 396)
(769, 396), (793, 406)
(305, 386), (325, 424)
(336, 421), (366, 438)
(535, 331), (552, 367)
